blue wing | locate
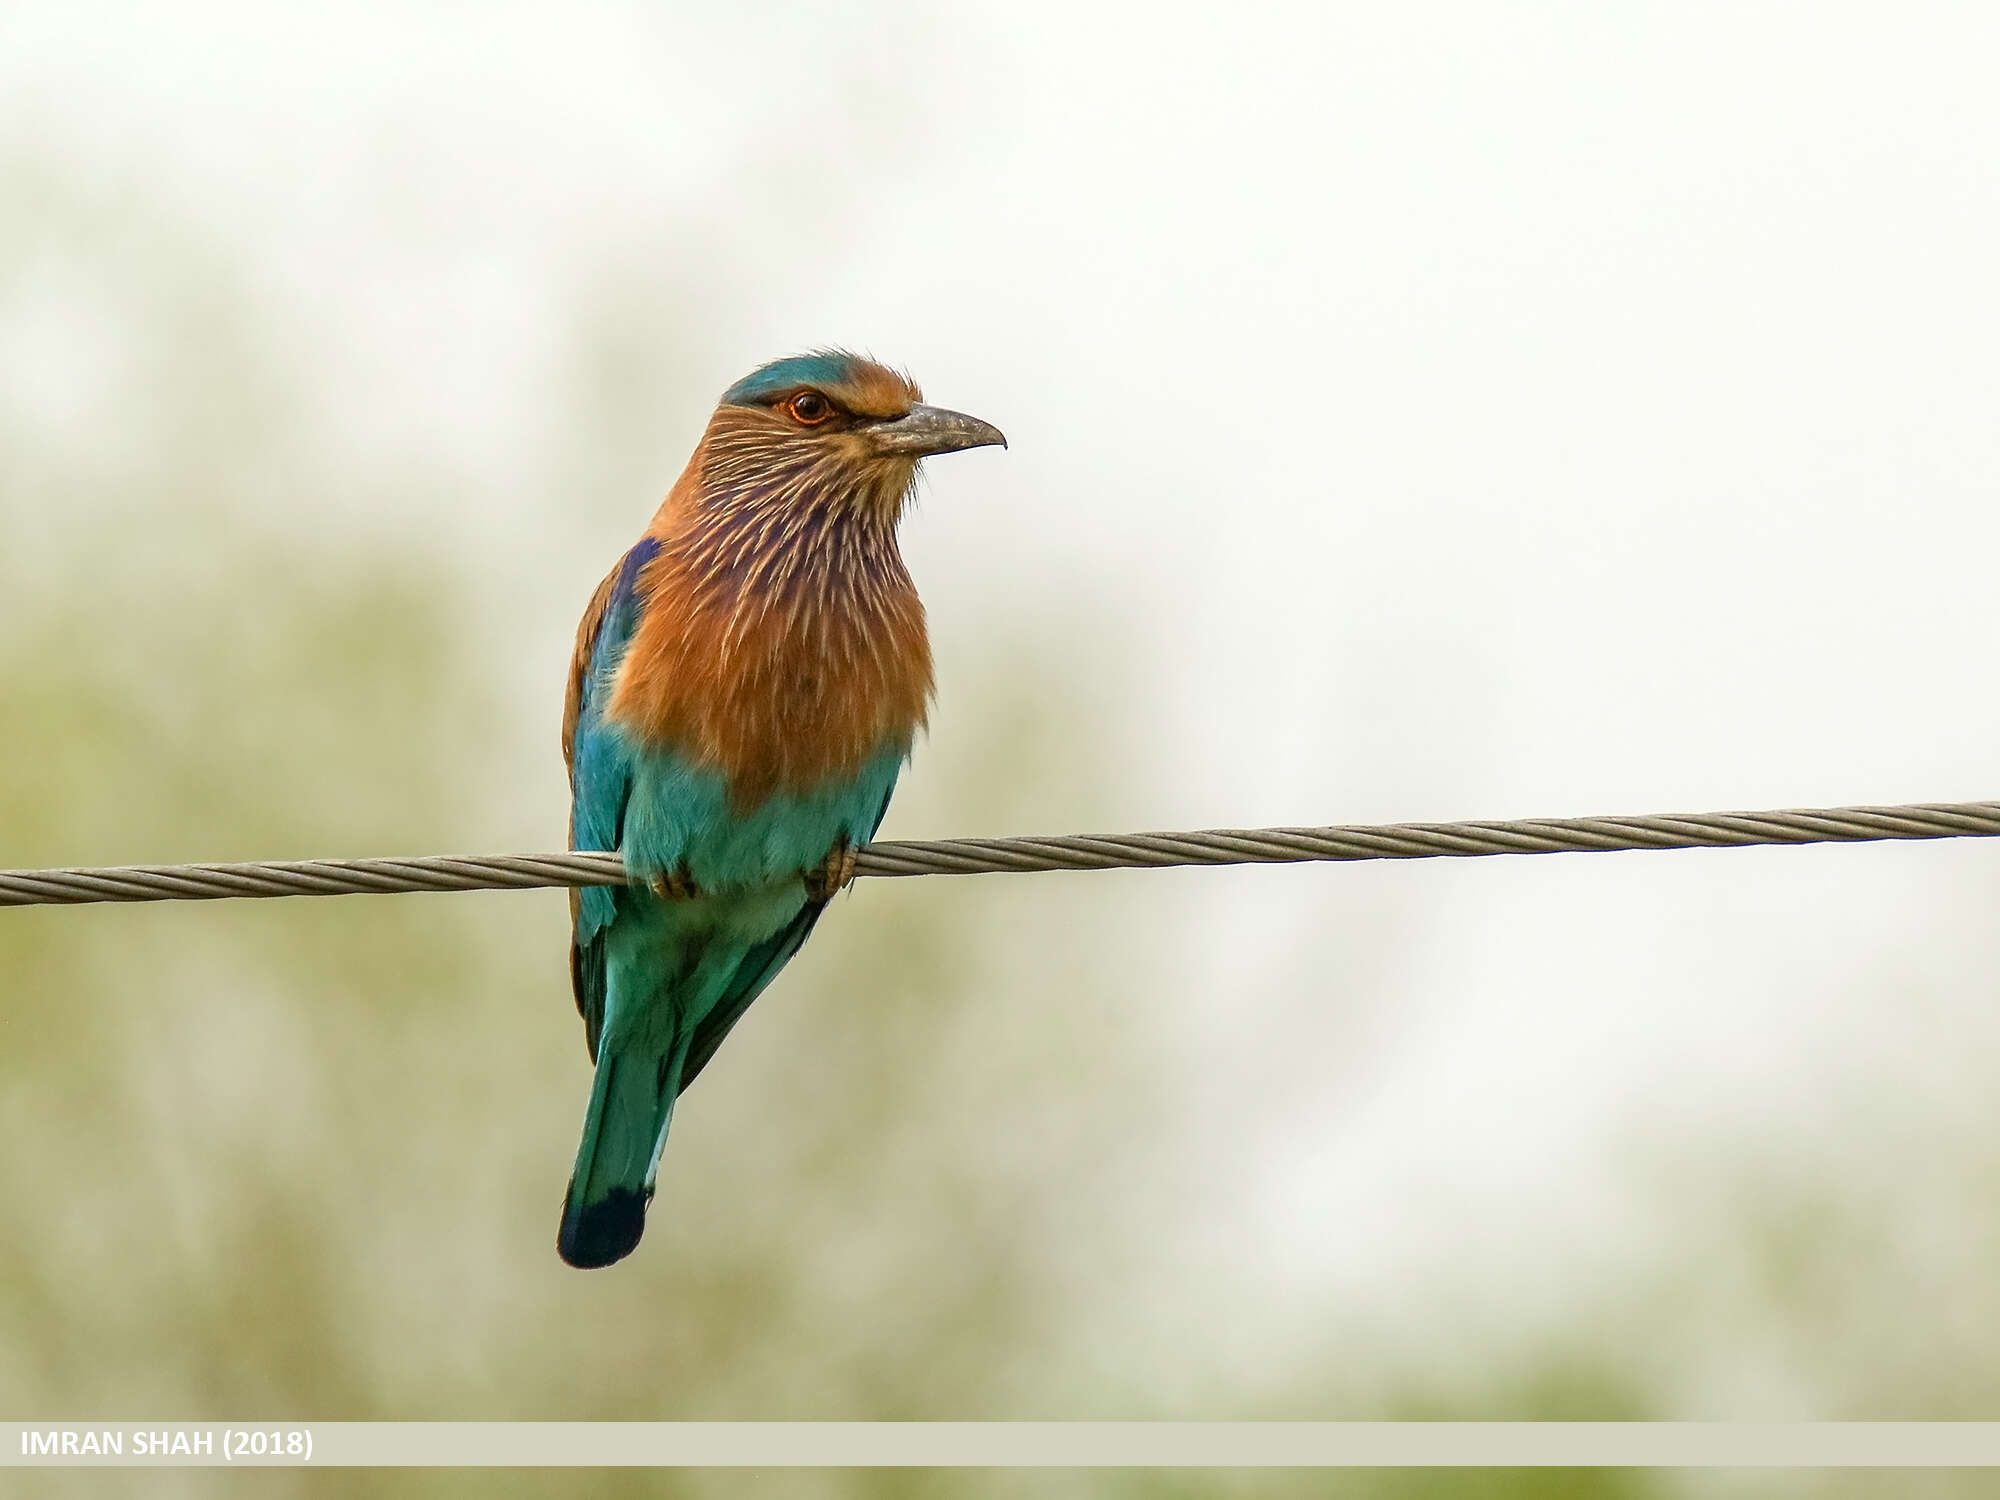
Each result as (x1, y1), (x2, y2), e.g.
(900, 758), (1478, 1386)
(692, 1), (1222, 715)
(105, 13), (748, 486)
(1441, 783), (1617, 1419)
(564, 537), (660, 1059)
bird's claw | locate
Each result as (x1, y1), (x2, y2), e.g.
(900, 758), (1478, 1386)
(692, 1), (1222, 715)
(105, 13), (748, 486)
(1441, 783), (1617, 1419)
(647, 864), (700, 902)
(802, 841), (858, 905)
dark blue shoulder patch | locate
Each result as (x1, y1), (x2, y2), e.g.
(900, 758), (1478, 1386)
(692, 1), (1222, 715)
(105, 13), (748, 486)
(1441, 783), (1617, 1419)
(612, 535), (660, 606)
(589, 535), (661, 680)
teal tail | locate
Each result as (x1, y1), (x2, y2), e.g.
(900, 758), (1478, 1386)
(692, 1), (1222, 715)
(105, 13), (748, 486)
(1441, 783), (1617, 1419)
(558, 1038), (685, 1269)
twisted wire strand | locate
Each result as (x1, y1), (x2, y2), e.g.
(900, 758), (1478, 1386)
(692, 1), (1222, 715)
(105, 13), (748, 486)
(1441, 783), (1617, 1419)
(3, 799), (1998, 908)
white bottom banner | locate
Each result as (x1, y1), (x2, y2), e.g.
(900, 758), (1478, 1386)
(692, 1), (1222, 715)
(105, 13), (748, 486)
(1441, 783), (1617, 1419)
(9, 1423), (2000, 1468)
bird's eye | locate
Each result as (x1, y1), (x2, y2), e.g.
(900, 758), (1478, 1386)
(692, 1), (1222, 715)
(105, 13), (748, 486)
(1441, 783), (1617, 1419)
(787, 391), (833, 425)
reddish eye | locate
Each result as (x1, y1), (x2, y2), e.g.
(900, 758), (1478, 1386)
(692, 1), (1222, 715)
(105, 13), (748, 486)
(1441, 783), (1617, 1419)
(788, 391), (833, 424)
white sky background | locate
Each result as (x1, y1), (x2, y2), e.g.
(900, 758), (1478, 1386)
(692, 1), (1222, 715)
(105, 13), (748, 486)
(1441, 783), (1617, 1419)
(7, 2), (2000, 1409)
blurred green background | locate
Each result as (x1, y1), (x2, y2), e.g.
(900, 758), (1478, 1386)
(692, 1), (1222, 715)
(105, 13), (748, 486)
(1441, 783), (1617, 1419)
(8, 6), (2000, 1498)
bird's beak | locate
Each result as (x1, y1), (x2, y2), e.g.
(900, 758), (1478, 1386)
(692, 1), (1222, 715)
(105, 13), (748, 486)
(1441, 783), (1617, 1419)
(868, 404), (1007, 458)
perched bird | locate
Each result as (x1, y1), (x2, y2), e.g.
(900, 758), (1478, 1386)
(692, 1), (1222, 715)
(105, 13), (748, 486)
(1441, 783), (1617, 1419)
(558, 351), (1004, 1268)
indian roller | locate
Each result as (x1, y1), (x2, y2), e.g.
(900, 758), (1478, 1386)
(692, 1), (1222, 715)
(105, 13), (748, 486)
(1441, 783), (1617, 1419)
(558, 351), (1005, 1268)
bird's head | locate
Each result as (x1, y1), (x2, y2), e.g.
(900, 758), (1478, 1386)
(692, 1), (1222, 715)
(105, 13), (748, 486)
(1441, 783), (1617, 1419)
(699, 350), (1005, 523)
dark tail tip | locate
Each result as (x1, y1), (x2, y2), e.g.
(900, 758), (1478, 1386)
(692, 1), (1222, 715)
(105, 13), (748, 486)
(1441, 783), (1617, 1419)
(557, 1183), (649, 1269)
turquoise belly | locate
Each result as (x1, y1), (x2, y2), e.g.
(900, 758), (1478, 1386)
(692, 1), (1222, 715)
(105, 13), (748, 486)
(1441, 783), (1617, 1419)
(618, 735), (907, 892)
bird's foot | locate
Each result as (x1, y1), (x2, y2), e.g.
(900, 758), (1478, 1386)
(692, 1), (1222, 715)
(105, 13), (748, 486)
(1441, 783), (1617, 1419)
(647, 863), (700, 902)
(802, 840), (858, 905)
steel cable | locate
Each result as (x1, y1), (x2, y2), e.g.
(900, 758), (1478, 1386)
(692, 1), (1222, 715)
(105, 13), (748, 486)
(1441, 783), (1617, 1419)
(4, 799), (1998, 908)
